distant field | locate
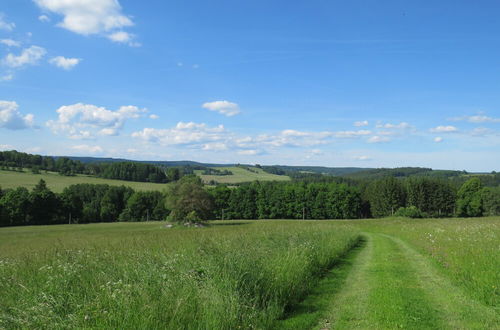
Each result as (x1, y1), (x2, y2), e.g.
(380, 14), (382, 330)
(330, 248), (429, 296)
(196, 166), (290, 184)
(0, 170), (169, 192)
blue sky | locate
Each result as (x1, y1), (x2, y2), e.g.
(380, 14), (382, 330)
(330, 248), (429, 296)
(1, 0), (499, 171)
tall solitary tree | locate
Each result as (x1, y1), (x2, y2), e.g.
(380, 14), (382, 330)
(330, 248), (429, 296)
(166, 175), (213, 223)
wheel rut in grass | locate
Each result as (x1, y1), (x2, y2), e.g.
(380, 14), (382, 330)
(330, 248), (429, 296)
(317, 233), (499, 330)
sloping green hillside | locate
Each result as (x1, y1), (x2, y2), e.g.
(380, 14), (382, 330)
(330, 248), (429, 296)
(0, 170), (169, 193)
(196, 166), (290, 184)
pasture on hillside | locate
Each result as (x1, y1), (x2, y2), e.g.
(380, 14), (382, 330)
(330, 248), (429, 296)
(196, 166), (290, 184)
(0, 218), (498, 329)
(0, 169), (169, 193)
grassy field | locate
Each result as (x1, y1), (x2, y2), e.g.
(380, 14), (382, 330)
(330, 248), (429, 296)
(196, 166), (291, 184)
(0, 169), (169, 192)
(0, 218), (498, 329)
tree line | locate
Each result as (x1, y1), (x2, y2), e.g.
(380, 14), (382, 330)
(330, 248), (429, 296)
(1, 175), (498, 227)
(0, 150), (190, 183)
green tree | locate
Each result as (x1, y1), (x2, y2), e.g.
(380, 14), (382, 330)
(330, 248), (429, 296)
(456, 178), (483, 217)
(0, 187), (30, 226)
(367, 177), (406, 217)
(28, 179), (61, 225)
(166, 175), (213, 223)
(481, 187), (500, 216)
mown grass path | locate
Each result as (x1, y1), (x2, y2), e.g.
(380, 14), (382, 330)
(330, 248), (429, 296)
(317, 233), (499, 329)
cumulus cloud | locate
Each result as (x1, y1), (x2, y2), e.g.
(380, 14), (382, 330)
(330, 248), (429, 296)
(202, 100), (241, 117)
(49, 56), (81, 70)
(47, 103), (146, 139)
(355, 155), (372, 161)
(38, 15), (50, 23)
(430, 125), (458, 133)
(34, 0), (137, 45)
(2, 46), (46, 68)
(367, 135), (390, 143)
(0, 14), (15, 31)
(132, 122), (227, 146)
(0, 39), (21, 47)
(434, 137), (443, 143)
(354, 120), (369, 127)
(149, 114), (159, 119)
(71, 144), (103, 154)
(0, 100), (36, 130)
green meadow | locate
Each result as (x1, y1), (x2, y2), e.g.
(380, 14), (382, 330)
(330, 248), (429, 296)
(196, 166), (290, 184)
(0, 218), (498, 329)
(0, 169), (169, 193)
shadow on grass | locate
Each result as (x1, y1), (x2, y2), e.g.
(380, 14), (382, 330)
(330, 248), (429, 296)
(275, 236), (367, 329)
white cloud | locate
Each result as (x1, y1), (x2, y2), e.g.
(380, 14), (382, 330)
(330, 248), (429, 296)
(470, 127), (494, 137)
(38, 15), (50, 23)
(334, 130), (371, 138)
(367, 135), (390, 143)
(451, 114), (500, 123)
(0, 14), (15, 31)
(238, 149), (261, 156)
(430, 125), (458, 133)
(47, 103), (146, 139)
(0, 144), (15, 150)
(254, 129), (332, 148)
(355, 155), (372, 161)
(107, 31), (130, 42)
(34, 0), (137, 45)
(202, 100), (241, 117)
(149, 114), (159, 119)
(0, 101), (36, 130)
(434, 137), (443, 143)
(354, 120), (369, 127)
(71, 144), (103, 154)
(376, 122), (411, 129)
(132, 122), (227, 146)
(202, 142), (228, 151)
(49, 56), (81, 70)
(2, 46), (46, 68)
(0, 39), (21, 47)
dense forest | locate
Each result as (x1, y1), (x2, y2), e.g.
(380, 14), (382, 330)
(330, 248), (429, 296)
(1, 174), (499, 227)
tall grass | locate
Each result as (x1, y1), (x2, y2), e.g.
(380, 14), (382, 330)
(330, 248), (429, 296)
(361, 217), (500, 307)
(0, 221), (359, 329)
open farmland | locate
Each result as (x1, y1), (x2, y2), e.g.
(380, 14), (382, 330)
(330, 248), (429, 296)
(196, 166), (291, 184)
(0, 218), (498, 329)
(0, 169), (169, 193)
